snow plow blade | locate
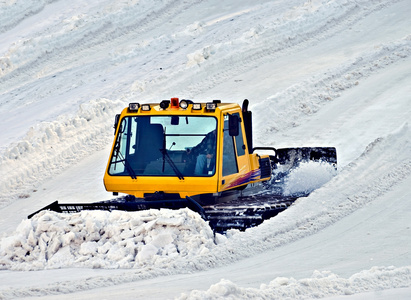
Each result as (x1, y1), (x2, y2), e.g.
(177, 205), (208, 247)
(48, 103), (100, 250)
(27, 196), (207, 221)
(252, 146), (337, 182)
(253, 146), (336, 167)
(27, 195), (296, 233)
(276, 147), (337, 166)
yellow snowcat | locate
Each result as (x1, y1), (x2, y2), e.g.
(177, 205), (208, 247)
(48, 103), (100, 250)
(29, 98), (337, 232)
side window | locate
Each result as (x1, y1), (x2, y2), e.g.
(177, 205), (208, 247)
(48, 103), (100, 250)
(233, 112), (245, 156)
(129, 118), (137, 155)
(109, 118), (129, 174)
(222, 119), (238, 176)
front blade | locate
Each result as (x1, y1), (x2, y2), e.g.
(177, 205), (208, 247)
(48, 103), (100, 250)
(276, 147), (337, 167)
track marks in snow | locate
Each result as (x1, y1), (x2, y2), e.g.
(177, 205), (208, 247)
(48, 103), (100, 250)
(0, 0), (59, 34)
(252, 34), (411, 137)
(155, 0), (405, 97)
(0, 0), (201, 87)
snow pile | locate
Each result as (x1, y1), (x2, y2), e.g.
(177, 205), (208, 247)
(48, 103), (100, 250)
(283, 161), (337, 196)
(0, 208), (221, 271)
(178, 266), (411, 299)
(186, 45), (217, 68)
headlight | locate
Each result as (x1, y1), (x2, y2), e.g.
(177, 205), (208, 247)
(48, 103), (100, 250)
(179, 99), (193, 109)
(160, 100), (170, 109)
(141, 104), (151, 111)
(129, 103), (140, 111)
(192, 103), (202, 110)
(206, 102), (216, 111)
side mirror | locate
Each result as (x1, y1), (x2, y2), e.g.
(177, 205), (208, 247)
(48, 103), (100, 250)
(113, 114), (120, 135)
(229, 114), (239, 136)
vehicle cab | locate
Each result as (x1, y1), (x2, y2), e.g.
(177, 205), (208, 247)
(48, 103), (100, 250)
(103, 98), (271, 204)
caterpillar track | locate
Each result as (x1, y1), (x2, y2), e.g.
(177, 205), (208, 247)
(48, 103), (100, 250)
(204, 195), (296, 232)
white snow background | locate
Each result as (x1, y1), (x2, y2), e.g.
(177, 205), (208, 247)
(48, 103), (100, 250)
(0, 0), (410, 299)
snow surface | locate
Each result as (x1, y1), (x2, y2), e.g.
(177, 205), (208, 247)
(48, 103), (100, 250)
(0, 0), (410, 299)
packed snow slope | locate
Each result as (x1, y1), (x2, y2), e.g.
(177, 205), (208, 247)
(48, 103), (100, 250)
(0, 0), (410, 299)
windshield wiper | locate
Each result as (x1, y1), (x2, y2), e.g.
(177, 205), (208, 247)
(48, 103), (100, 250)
(113, 146), (137, 179)
(160, 149), (184, 180)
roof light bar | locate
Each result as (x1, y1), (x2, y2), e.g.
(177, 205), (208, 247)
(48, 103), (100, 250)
(129, 103), (140, 111)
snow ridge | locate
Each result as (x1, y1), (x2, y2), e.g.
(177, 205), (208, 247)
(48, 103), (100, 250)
(178, 266), (411, 299)
(253, 35), (411, 138)
(0, 98), (122, 207)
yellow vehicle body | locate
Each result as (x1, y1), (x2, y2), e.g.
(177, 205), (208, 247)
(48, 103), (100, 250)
(103, 99), (271, 204)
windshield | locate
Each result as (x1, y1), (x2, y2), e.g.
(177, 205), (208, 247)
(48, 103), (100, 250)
(108, 116), (217, 177)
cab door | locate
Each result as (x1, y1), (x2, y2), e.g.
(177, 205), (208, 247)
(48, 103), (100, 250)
(219, 110), (251, 191)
